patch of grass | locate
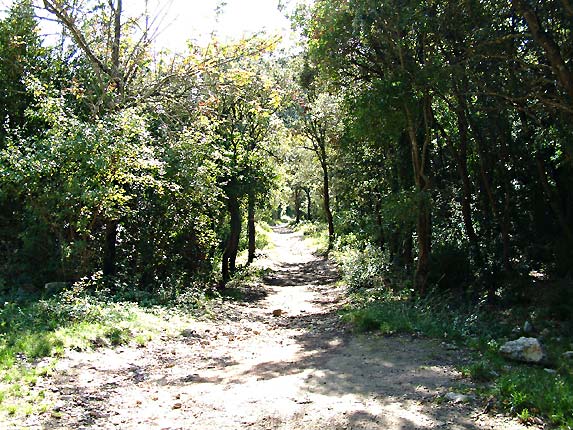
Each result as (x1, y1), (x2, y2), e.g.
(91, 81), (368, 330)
(461, 359), (499, 383)
(0, 287), (194, 419)
(134, 333), (152, 348)
(294, 221), (329, 255)
(222, 265), (269, 293)
(494, 367), (573, 428)
(342, 287), (573, 427)
(255, 222), (273, 249)
(342, 289), (502, 342)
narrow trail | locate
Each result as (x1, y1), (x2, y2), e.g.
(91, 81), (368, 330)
(23, 227), (532, 429)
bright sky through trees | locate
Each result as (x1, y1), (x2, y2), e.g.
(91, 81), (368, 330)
(0, 0), (294, 52)
(142, 0), (293, 51)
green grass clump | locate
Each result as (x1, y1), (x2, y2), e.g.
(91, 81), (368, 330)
(341, 288), (573, 427)
(461, 359), (499, 383)
(494, 368), (573, 428)
(342, 289), (499, 342)
(0, 286), (194, 419)
(294, 221), (329, 254)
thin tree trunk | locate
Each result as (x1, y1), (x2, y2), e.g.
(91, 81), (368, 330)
(404, 100), (432, 294)
(304, 187), (311, 220)
(375, 196), (385, 251)
(103, 220), (118, 278)
(247, 191), (256, 264)
(294, 188), (302, 224)
(451, 106), (482, 265)
(321, 157), (335, 249)
(535, 155), (573, 240)
(222, 193), (241, 284)
(402, 230), (413, 268)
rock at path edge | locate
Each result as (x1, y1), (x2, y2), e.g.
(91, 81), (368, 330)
(499, 337), (546, 364)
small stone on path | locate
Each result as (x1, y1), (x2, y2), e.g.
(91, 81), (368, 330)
(444, 392), (471, 403)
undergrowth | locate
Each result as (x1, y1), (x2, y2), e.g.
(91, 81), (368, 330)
(0, 283), (196, 419)
(338, 242), (573, 429)
(293, 220), (329, 255)
(0, 229), (274, 421)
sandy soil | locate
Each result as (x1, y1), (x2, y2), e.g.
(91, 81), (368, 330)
(15, 226), (535, 429)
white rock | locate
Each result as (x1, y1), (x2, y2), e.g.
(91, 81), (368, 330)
(444, 392), (471, 403)
(499, 337), (546, 364)
(562, 351), (573, 360)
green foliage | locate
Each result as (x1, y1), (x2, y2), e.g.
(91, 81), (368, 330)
(295, 221), (330, 254)
(298, 0), (573, 296)
(1, 101), (164, 283)
(461, 359), (498, 383)
(494, 368), (573, 428)
(341, 290), (497, 342)
(342, 279), (573, 427)
(341, 245), (391, 291)
(0, 0), (51, 141)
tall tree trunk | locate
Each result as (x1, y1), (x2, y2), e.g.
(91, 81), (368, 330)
(247, 191), (256, 264)
(375, 195), (385, 251)
(321, 156), (335, 249)
(414, 194), (431, 293)
(222, 193), (241, 284)
(451, 105), (482, 265)
(402, 229), (414, 268)
(103, 220), (118, 279)
(404, 99), (432, 294)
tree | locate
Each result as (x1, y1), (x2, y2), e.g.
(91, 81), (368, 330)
(191, 38), (281, 283)
(285, 60), (342, 249)
(42, 0), (156, 278)
(300, 0), (438, 291)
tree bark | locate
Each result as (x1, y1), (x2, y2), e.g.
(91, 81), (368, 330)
(103, 220), (118, 278)
(404, 100), (432, 294)
(222, 193), (241, 284)
(294, 188), (302, 224)
(374, 195), (385, 251)
(450, 105), (482, 265)
(303, 187), (312, 220)
(247, 190), (256, 264)
(321, 156), (335, 249)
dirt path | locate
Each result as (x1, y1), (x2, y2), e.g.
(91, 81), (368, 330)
(20, 226), (532, 429)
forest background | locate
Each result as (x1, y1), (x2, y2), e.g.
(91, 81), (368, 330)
(0, 0), (572, 427)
